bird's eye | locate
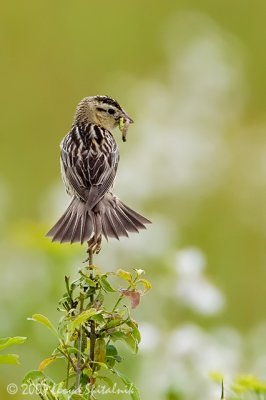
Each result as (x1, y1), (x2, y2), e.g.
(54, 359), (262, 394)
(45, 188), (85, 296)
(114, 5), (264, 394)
(96, 107), (106, 112)
(108, 108), (115, 115)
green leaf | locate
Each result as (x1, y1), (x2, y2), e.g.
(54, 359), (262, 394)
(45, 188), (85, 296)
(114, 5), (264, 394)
(71, 309), (97, 331)
(106, 356), (115, 368)
(116, 269), (132, 283)
(94, 338), (106, 363)
(106, 344), (122, 367)
(65, 346), (82, 355)
(127, 321), (141, 343)
(100, 276), (116, 292)
(110, 332), (138, 353)
(0, 336), (27, 351)
(98, 375), (114, 388)
(124, 333), (138, 353)
(90, 313), (105, 323)
(92, 361), (108, 369)
(106, 344), (118, 357)
(105, 318), (123, 329)
(113, 368), (140, 400)
(95, 291), (104, 303)
(22, 370), (45, 383)
(70, 281), (79, 291)
(0, 354), (20, 365)
(29, 314), (58, 337)
(84, 276), (97, 287)
(109, 331), (126, 341)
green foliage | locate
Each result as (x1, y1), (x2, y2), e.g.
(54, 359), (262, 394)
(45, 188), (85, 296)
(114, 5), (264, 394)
(28, 314), (59, 338)
(0, 336), (26, 365)
(211, 373), (266, 400)
(25, 266), (151, 399)
(232, 375), (266, 397)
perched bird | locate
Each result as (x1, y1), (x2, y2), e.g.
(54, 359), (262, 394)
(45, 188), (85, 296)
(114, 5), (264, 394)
(46, 95), (151, 253)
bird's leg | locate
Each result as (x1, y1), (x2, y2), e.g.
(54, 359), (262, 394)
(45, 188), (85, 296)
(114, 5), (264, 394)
(95, 236), (102, 254)
(84, 235), (102, 262)
(83, 237), (95, 263)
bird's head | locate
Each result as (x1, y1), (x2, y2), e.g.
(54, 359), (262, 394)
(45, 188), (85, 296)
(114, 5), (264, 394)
(74, 95), (134, 141)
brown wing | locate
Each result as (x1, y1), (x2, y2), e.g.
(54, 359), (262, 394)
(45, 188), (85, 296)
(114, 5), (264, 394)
(60, 124), (119, 208)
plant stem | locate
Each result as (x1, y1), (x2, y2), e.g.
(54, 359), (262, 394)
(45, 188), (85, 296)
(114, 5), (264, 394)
(75, 282), (85, 389)
(111, 295), (123, 313)
(88, 249), (96, 380)
(58, 341), (76, 372)
(66, 358), (70, 389)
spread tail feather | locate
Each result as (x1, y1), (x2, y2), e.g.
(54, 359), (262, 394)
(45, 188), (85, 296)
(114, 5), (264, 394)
(46, 195), (151, 244)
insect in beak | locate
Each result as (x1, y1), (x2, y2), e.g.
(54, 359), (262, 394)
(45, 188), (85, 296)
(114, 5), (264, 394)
(119, 113), (134, 142)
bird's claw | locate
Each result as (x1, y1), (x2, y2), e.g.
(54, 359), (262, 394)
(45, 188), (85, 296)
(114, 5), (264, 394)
(83, 236), (102, 262)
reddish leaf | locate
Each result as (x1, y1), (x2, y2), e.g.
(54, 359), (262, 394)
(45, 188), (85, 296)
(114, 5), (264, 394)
(120, 289), (141, 309)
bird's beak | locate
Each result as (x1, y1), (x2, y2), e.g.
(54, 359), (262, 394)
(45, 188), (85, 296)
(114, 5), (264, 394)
(118, 111), (134, 142)
(123, 113), (134, 124)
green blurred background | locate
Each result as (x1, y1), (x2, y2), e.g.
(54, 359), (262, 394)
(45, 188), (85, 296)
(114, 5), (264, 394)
(1, 1), (266, 399)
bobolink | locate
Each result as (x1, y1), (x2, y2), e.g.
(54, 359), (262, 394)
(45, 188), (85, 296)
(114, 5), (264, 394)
(46, 95), (151, 253)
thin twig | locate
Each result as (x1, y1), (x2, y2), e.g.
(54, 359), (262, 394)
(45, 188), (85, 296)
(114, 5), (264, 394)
(66, 358), (70, 389)
(88, 249), (96, 378)
(111, 295), (123, 313)
(75, 289), (85, 389)
(57, 343), (76, 372)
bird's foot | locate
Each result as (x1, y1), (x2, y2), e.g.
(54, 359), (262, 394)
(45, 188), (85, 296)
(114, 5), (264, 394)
(94, 236), (102, 254)
(83, 236), (102, 263)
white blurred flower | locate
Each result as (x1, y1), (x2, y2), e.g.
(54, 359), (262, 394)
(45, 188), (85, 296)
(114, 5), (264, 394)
(164, 324), (241, 399)
(175, 247), (206, 276)
(176, 276), (225, 315)
(168, 324), (204, 357)
(175, 247), (225, 315)
(139, 323), (161, 352)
